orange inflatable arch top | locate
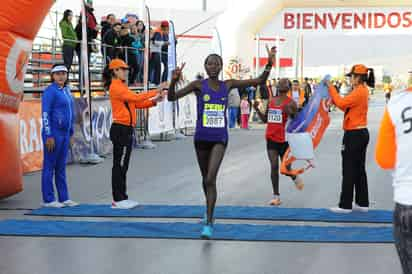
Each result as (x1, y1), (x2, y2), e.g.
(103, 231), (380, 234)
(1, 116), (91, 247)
(0, 0), (54, 198)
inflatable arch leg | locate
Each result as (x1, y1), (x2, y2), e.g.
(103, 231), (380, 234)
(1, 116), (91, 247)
(0, 0), (54, 198)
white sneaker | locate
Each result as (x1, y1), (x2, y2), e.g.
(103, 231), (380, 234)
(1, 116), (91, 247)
(62, 200), (79, 207)
(43, 201), (64, 208)
(127, 200), (139, 208)
(111, 200), (139, 209)
(329, 207), (352, 214)
(352, 203), (369, 212)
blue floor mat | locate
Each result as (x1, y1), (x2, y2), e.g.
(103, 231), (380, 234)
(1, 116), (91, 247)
(27, 205), (393, 223)
(0, 219), (393, 243)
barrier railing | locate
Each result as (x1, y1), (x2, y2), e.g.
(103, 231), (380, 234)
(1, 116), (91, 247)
(24, 35), (192, 154)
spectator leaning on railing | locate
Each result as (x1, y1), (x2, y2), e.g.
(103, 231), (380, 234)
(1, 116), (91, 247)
(159, 21), (170, 83)
(101, 13), (116, 40)
(150, 22), (169, 85)
(103, 22), (122, 64)
(101, 13), (116, 55)
(119, 26), (138, 85)
(59, 9), (78, 73)
(131, 21), (145, 83)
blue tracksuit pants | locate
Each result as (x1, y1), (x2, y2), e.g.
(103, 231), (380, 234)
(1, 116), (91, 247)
(41, 134), (70, 203)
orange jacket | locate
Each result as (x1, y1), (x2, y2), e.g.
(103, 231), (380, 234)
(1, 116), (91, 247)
(109, 79), (158, 127)
(328, 84), (368, 131)
(288, 88), (305, 107)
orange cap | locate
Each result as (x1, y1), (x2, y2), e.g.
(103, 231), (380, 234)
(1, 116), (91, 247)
(109, 59), (129, 70)
(346, 64), (368, 76)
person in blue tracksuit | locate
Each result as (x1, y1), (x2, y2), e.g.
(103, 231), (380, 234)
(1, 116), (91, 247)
(41, 64), (78, 208)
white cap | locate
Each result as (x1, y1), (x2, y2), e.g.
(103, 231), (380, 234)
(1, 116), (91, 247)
(51, 65), (68, 73)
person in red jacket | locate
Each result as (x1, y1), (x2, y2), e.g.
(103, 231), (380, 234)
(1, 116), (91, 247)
(254, 78), (304, 206)
(103, 59), (163, 209)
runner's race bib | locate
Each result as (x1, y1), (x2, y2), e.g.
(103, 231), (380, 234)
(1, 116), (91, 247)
(203, 103), (225, 128)
(268, 109), (283, 123)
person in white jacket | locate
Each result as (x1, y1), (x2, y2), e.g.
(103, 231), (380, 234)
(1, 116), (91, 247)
(376, 86), (412, 274)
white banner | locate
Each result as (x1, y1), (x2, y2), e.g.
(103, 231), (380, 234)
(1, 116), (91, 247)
(148, 99), (174, 135)
(176, 94), (197, 129)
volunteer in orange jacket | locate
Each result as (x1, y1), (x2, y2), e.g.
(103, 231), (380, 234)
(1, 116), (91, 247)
(327, 64), (375, 213)
(376, 87), (412, 273)
(104, 59), (163, 209)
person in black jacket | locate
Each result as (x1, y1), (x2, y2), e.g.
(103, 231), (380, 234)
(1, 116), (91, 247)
(101, 13), (116, 55)
(119, 26), (138, 84)
(101, 14), (116, 38)
(103, 23), (122, 64)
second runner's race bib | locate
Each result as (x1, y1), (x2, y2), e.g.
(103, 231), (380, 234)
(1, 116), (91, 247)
(203, 103), (225, 128)
(268, 109), (283, 123)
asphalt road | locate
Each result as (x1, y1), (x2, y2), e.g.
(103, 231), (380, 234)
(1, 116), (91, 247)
(0, 95), (400, 274)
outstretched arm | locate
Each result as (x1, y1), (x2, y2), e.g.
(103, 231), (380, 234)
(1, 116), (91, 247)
(168, 63), (201, 101)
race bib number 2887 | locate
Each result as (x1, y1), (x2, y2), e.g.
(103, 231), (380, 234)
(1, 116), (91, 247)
(203, 103), (225, 128)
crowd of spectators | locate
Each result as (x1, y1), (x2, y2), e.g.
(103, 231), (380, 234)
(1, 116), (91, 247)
(59, 2), (171, 87)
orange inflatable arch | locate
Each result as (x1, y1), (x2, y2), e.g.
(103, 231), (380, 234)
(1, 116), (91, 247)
(0, 0), (54, 198)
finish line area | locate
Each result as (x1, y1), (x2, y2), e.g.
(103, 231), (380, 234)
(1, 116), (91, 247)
(0, 94), (400, 274)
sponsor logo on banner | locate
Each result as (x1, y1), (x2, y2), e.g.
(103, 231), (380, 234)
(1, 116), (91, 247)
(71, 98), (112, 162)
(18, 100), (43, 173)
(18, 95), (197, 172)
(0, 36), (32, 111)
(224, 57), (250, 80)
(7, 38), (32, 93)
(18, 98), (114, 173)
